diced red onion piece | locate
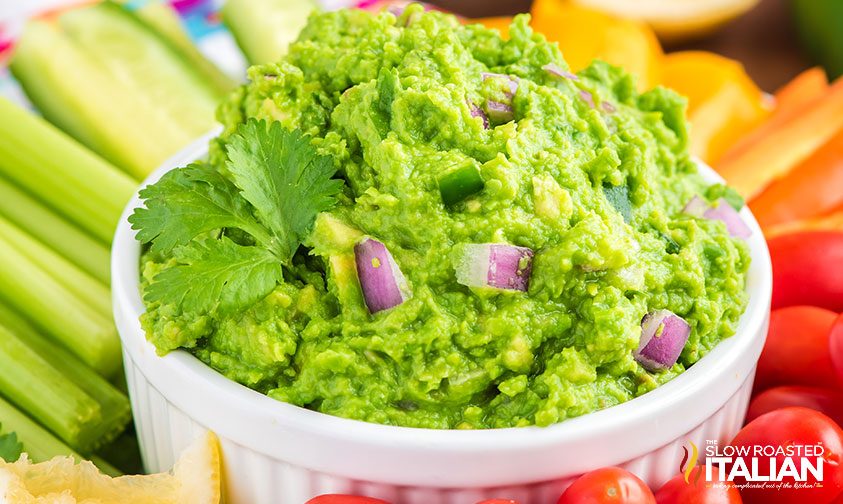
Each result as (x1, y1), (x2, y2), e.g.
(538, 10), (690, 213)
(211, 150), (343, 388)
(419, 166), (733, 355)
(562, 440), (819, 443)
(635, 310), (691, 372)
(601, 101), (616, 113)
(468, 100), (490, 129)
(455, 243), (534, 291)
(542, 63), (579, 81)
(488, 245), (534, 290)
(354, 238), (411, 313)
(486, 100), (513, 122)
(683, 196), (751, 238)
(682, 195), (709, 218)
(480, 73), (518, 122)
(704, 198), (752, 239)
(481, 72), (519, 97)
(579, 90), (595, 108)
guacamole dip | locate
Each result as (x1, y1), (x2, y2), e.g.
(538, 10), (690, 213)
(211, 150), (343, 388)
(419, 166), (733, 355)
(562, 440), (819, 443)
(136, 6), (750, 428)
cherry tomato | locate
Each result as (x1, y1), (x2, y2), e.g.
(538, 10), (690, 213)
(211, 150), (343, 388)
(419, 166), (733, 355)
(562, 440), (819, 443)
(305, 496), (390, 504)
(769, 231), (843, 311)
(557, 467), (656, 504)
(729, 407), (843, 504)
(747, 386), (843, 426)
(831, 314), (843, 384)
(655, 467), (742, 503)
(754, 306), (840, 391)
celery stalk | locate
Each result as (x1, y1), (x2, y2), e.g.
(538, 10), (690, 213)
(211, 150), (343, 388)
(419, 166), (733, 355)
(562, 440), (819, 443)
(0, 305), (130, 445)
(0, 98), (136, 243)
(9, 21), (198, 179)
(90, 455), (123, 477)
(0, 322), (106, 452)
(0, 396), (121, 475)
(0, 395), (83, 462)
(0, 177), (111, 284)
(0, 233), (121, 377)
(0, 216), (111, 318)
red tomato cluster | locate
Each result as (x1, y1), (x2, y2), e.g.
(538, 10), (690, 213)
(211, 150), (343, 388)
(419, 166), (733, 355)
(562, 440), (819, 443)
(308, 235), (843, 504)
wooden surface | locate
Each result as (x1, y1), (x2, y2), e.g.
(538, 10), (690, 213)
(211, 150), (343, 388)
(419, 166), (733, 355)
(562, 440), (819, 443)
(431, 0), (812, 92)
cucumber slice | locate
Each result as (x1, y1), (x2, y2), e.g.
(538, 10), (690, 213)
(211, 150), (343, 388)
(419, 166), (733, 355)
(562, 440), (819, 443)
(10, 21), (194, 179)
(123, 0), (237, 94)
(59, 1), (219, 140)
(222, 0), (317, 64)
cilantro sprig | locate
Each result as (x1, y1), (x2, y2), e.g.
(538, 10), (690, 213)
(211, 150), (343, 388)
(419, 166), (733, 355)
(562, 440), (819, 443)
(130, 163), (270, 255)
(227, 120), (343, 260)
(130, 119), (343, 314)
(0, 425), (23, 462)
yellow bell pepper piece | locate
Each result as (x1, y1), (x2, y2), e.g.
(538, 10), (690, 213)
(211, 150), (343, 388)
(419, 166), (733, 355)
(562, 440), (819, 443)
(530, 0), (663, 91)
(661, 51), (772, 165)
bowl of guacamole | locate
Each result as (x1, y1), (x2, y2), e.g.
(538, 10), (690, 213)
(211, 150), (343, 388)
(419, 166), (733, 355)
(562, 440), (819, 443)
(112, 5), (772, 502)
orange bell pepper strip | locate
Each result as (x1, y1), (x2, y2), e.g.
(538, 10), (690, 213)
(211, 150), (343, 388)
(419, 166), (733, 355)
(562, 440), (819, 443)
(728, 69), (829, 157)
(471, 16), (512, 39)
(763, 210), (843, 239)
(774, 67), (828, 117)
(749, 127), (843, 229)
(716, 76), (843, 199)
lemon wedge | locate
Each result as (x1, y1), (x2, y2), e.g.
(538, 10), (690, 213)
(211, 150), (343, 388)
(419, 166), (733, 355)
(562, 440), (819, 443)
(0, 431), (221, 504)
(570, 0), (760, 42)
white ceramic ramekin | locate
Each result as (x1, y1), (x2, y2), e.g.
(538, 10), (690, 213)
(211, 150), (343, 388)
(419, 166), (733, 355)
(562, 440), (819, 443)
(113, 132), (772, 504)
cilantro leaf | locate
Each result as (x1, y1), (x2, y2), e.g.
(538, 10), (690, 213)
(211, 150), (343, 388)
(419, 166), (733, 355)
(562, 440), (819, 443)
(0, 425), (23, 462)
(226, 120), (343, 263)
(135, 119), (343, 314)
(129, 163), (269, 255)
(145, 237), (284, 314)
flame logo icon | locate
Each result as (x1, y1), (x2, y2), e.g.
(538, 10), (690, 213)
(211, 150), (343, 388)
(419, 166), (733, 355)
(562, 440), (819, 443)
(680, 441), (700, 485)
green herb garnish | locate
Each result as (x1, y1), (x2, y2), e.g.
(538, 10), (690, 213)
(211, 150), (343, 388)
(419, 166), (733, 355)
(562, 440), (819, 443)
(0, 425), (23, 462)
(130, 119), (343, 313)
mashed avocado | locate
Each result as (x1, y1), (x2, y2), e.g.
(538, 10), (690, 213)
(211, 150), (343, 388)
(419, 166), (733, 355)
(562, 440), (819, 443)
(139, 6), (750, 428)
